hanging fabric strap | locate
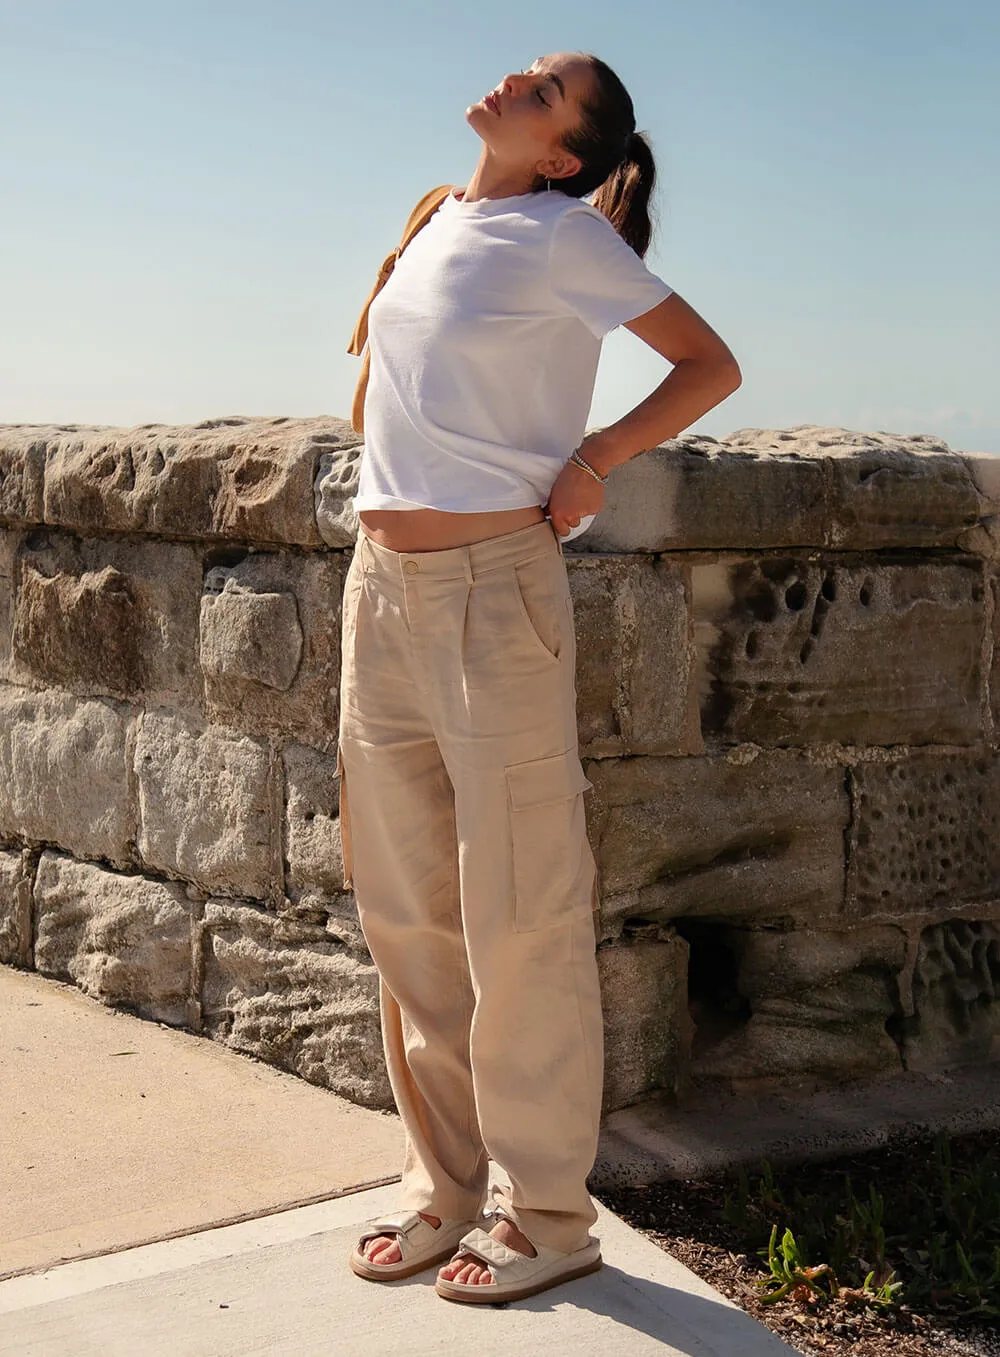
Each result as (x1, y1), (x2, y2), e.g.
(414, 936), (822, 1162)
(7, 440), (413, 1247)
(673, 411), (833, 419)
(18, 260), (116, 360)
(347, 183), (456, 358)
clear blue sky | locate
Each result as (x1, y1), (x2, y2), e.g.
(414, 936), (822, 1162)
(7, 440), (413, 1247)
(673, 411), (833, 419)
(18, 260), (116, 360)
(3, 0), (998, 452)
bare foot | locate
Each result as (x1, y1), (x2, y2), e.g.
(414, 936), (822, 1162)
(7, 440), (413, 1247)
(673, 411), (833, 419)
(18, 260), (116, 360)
(438, 1217), (537, 1287)
(361, 1211), (441, 1266)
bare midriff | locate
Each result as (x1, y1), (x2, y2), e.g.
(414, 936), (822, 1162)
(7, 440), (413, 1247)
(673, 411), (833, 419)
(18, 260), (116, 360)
(358, 504), (548, 553)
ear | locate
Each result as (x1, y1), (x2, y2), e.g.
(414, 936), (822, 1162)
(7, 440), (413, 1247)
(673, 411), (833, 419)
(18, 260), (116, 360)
(538, 150), (582, 182)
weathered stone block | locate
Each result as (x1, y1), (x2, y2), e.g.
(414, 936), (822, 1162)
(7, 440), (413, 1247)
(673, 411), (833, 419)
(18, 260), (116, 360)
(200, 551), (344, 751)
(39, 416), (359, 546)
(201, 900), (389, 1108)
(571, 427), (985, 555)
(134, 709), (277, 902)
(727, 427), (984, 550)
(849, 754), (1000, 917)
(597, 930), (692, 1112)
(693, 555), (983, 747)
(282, 741), (347, 897)
(0, 685), (134, 866)
(10, 532), (202, 705)
(567, 554), (702, 756)
(892, 918), (1000, 1070)
(0, 431), (46, 526)
(33, 851), (197, 1024)
(0, 847), (33, 966)
(584, 750), (848, 929)
(571, 434), (828, 554)
(692, 923), (906, 1090)
(314, 445), (363, 548)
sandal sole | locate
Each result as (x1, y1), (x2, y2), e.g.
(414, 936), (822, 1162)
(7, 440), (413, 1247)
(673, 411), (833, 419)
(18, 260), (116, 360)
(434, 1250), (603, 1304)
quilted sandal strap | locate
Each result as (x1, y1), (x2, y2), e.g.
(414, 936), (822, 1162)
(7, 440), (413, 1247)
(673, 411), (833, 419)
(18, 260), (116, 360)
(454, 1226), (526, 1272)
(357, 1210), (424, 1252)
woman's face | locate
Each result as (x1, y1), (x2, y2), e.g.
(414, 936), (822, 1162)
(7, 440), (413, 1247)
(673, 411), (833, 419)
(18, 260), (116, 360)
(466, 51), (595, 182)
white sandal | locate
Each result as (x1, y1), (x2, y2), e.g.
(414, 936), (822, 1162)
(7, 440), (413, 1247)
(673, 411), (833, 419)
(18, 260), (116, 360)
(434, 1201), (602, 1304)
(350, 1210), (482, 1281)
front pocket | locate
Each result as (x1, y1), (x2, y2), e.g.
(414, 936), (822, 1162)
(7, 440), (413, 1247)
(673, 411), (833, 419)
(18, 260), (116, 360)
(509, 558), (562, 664)
(505, 750), (595, 932)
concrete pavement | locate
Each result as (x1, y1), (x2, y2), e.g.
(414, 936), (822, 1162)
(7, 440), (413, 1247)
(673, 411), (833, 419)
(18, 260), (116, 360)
(2, 963), (797, 1355)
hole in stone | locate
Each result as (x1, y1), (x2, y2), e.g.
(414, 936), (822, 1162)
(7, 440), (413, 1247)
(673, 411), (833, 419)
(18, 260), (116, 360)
(799, 640), (813, 664)
(821, 574), (837, 602)
(745, 632), (758, 659)
(859, 581), (873, 606)
(785, 581), (808, 610)
(674, 920), (752, 1062)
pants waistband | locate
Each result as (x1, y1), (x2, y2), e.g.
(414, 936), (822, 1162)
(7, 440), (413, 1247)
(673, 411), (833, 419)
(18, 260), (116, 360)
(356, 519), (562, 583)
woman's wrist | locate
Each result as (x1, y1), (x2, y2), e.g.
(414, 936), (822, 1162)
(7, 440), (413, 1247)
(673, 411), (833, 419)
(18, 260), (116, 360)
(577, 430), (626, 479)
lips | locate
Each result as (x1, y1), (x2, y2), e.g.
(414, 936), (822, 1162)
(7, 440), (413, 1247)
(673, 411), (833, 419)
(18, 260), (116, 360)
(484, 90), (501, 116)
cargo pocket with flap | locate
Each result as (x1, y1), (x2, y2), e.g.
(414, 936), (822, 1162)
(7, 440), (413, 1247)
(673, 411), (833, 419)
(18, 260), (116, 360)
(505, 749), (594, 933)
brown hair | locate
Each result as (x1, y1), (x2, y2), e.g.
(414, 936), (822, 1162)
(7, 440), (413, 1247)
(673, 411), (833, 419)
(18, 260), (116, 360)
(533, 55), (658, 258)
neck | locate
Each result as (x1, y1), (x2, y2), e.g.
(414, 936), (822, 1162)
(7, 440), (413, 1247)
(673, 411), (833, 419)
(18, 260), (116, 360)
(461, 146), (537, 203)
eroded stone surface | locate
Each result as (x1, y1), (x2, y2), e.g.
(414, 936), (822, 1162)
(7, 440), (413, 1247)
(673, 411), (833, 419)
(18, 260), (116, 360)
(0, 847), (33, 966)
(690, 922), (907, 1090)
(597, 930), (692, 1113)
(33, 851), (197, 1025)
(991, 573), (1000, 740)
(4, 416), (361, 545)
(0, 431), (46, 526)
(134, 710), (277, 902)
(201, 900), (389, 1108)
(11, 532), (202, 705)
(282, 742), (346, 897)
(693, 555), (984, 747)
(200, 550), (344, 751)
(892, 918), (1000, 1070)
(567, 555), (702, 756)
(314, 446), (363, 548)
(0, 529), (15, 684)
(0, 685), (134, 866)
(584, 751), (848, 931)
(849, 754), (1000, 917)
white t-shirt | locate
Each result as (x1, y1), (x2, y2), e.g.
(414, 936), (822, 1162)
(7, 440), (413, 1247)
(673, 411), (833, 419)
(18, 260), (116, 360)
(352, 187), (673, 525)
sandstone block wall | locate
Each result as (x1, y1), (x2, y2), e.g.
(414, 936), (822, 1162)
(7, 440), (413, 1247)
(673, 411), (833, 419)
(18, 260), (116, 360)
(1, 416), (998, 1118)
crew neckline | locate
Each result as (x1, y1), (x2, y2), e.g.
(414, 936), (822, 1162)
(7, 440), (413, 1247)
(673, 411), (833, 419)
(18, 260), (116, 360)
(442, 187), (548, 215)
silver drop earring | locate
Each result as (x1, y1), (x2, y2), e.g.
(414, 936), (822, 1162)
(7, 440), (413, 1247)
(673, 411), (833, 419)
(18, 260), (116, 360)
(545, 178), (552, 192)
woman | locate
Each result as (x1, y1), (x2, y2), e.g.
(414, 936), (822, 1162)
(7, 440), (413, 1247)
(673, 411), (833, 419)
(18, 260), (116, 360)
(343, 50), (741, 1304)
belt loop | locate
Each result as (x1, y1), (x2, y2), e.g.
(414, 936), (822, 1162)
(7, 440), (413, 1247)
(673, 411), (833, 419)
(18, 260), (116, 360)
(462, 550), (474, 586)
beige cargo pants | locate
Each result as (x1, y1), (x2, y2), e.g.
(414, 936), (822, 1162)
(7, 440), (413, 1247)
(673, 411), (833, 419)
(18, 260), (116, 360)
(336, 517), (604, 1253)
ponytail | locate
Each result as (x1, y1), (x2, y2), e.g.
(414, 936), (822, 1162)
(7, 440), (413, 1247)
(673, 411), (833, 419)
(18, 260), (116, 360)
(591, 129), (656, 258)
(538, 55), (660, 259)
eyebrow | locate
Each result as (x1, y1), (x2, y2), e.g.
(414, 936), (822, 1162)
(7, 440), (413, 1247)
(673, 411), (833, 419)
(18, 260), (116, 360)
(530, 58), (565, 100)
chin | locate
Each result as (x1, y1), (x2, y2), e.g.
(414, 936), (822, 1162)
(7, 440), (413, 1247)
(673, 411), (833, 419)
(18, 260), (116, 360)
(464, 103), (492, 139)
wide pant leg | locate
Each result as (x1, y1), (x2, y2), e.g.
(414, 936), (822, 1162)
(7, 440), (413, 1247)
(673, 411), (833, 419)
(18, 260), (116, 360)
(338, 519), (604, 1253)
(337, 547), (488, 1223)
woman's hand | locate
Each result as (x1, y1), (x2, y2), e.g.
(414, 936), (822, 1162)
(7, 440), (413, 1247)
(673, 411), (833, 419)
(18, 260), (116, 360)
(544, 437), (608, 538)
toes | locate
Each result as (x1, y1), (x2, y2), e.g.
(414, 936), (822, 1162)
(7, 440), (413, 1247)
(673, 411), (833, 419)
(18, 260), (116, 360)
(364, 1235), (401, 1265)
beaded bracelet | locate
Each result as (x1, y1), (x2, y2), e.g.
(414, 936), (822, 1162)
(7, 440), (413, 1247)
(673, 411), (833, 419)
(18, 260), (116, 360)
(569, 449), (609, 484)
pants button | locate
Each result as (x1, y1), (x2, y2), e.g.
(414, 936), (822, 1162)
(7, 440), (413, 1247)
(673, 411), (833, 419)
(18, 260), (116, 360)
(404, 561), (419, 575)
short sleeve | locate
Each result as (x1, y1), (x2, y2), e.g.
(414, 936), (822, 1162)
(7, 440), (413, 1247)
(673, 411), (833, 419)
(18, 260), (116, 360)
(548, 204), (673, 338)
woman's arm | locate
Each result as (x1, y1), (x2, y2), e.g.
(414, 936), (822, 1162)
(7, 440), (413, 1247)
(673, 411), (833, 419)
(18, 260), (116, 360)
(583, 292), (742, 477)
